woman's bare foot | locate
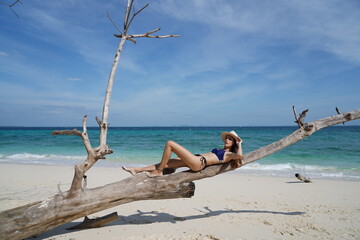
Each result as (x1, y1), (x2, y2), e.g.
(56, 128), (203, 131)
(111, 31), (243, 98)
(145, 169), (163, 178)
(122, 166), (137, 176)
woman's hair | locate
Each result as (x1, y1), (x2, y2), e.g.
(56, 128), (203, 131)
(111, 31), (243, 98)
(230, 137), (238, 153)
(229, 136), (241, 169)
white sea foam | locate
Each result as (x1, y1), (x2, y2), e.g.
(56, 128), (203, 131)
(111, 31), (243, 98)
(0, 153), (85, 165)
(7, 153), (85, 160)
(1, 153), (359, 181)
(241, 162), (337, 172)
(238, 162), (360, 181)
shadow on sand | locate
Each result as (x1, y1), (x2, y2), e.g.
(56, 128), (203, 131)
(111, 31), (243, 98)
(32, 207), (305, 239)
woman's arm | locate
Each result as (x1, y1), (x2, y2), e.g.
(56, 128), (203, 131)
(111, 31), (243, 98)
(234, 139), (243, 159)
(223, 139), (243, 161)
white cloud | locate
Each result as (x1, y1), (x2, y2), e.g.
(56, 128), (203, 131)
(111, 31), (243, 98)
(154, 0), (360, 65)
(0, 51), (8, 56)
(20, 3), (117, 70)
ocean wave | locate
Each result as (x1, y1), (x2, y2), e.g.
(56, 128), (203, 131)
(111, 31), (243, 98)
(238, 162), (360, 181)
(242, 162), (338, 172)
(0, 153), (86, 165)
(1, 153), (359, 181)
(7, 153), (84, 160)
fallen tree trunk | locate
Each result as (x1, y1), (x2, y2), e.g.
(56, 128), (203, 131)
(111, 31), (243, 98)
(0, 109), (358, 240)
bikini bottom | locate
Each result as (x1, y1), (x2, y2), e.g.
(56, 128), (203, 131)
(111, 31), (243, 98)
(195, 154), (207, 169)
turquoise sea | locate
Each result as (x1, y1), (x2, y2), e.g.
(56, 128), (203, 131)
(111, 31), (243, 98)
(0, 126), (359, 181)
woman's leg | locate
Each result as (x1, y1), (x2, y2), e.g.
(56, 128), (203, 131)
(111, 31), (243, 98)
(122, 158), (186, 176)
(122, 165), (156, 176)
(147, 140), (202, 177)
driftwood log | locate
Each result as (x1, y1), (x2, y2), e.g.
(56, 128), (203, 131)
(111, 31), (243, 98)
(295, 173), (312, 183)
(0, 110), (359, 240)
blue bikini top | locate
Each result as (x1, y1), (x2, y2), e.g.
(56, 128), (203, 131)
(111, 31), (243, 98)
(211, 148), (225, 161)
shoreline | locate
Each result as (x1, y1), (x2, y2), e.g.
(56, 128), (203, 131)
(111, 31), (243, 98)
(1, 163), (360, 239)
(1, 160), (360, 182)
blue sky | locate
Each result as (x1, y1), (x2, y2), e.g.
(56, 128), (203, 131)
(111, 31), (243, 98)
(0, 0), (359, 127)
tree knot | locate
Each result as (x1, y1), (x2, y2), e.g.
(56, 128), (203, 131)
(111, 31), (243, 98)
(345, 113), (353, 120)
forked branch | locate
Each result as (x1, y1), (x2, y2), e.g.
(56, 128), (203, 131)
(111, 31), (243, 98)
(107, 11), (122, 34)
(243, 109), (359, 166)
(126, 3), (149, 30)
(336, 107), (345, 125)
(51, 116), (97, 197)
(2, 0), (23, 18)
(292, 106), (309, 128)
(114, 28), (180, 44)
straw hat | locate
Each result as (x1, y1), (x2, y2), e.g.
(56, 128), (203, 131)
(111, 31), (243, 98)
(221, 130), (241, 142)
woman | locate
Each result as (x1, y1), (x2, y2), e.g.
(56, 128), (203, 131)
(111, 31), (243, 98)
(122, 131), (243, 177)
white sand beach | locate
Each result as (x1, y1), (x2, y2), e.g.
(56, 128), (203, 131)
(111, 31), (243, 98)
(1, 163), (359, 240)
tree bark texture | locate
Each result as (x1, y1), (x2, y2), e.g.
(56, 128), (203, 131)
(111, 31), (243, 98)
(99, 35), (127, 151)
(0, 110), (359, 240)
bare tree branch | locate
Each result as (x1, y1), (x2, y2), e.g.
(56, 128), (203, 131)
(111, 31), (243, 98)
(127, 37), (137, 44)
(82, 115), (88, 133)
(107, 11), (123, 34)
(95, 116), (102, 126)
(292, 106), (309, 128)
(127, 3), (149, 30)
(243, 109), (359, 166)
(298, 109), (309, 126)
(130, 32), (180, 39)
(292, 106), (301, 128)
(114, 28), (180, 41)
(123, 0), (134, 31)
(8, 0), (22, 7)
(336, 107), (345, 125)
(2, 0), (23, 18)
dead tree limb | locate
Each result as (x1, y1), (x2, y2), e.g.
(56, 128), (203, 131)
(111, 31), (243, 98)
(295, 173), (312, 183)
(114, 28), (180, 44)
(0, 109), (359, 240)
(243, 110), (359, 165)
(107, 11), (123, 34)
(292, 106), (309, 128)
(336, 107), (345, 125)
(1, 0), (23, 18)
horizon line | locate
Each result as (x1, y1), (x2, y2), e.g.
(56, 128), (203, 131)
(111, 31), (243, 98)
(0, 125), (358, 128)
